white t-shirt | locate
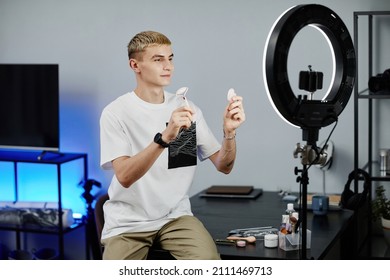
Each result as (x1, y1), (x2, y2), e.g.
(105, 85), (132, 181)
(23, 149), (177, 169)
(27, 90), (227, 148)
(100, 91), (220, 239)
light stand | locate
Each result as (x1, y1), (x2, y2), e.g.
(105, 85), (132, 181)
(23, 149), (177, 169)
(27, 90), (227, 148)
(294, 127), (328, 259)
(263, 4), (355, 259)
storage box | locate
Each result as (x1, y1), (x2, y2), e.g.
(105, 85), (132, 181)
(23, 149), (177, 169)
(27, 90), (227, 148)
(278, 230), (311, 251)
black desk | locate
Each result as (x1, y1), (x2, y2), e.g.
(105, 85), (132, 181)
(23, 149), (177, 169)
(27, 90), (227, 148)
(190, 191), (354, 259)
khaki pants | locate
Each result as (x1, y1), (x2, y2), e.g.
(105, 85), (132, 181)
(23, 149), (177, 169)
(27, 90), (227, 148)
(101, 215), (220, 260)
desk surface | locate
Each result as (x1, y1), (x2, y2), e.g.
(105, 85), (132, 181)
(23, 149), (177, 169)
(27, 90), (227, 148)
(190, 191), (353, 259)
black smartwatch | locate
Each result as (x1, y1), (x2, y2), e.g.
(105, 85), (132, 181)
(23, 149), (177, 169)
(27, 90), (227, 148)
(154, 132), (169, 148)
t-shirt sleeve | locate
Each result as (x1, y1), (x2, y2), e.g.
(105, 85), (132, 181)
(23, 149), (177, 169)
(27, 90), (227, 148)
(100, 108), (132, 170)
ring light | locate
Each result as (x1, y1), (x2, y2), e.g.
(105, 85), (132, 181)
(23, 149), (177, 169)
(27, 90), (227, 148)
(263, 4), (355, 136)
(263, 4), (356, 260)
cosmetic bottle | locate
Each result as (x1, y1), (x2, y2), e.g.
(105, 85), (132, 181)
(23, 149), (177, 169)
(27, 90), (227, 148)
(285, 203), (295, 216)
(280, 214), (289, 234)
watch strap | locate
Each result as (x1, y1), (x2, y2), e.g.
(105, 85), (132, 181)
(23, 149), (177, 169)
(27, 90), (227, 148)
(154, 132), (169, 148)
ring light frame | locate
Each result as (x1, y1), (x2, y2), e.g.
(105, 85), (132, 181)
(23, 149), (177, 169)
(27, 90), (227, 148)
(263, 4), (356, 138)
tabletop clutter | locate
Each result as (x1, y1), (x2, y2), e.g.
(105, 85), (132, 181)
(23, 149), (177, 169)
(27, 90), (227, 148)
(278, 203), (311, 251)
(221, 203), (311, 250)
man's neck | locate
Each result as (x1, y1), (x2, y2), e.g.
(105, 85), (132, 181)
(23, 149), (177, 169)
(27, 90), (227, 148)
(134, 87), (164, 104)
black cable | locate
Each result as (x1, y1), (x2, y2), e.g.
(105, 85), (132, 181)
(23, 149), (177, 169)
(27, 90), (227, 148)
(303, 118), (339, 176)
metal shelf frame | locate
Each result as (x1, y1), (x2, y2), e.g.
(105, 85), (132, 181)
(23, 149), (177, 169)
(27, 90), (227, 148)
(353, 10), (390, 258)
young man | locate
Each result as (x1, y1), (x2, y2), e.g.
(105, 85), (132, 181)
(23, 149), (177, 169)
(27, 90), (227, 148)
(99, 31), (245, 260)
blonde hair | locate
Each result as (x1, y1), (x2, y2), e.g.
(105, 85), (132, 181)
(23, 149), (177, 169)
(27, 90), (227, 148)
(127, 31), (171, 60)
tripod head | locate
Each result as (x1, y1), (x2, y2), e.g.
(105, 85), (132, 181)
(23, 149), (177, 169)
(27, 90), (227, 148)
(81, 179), (102, 208)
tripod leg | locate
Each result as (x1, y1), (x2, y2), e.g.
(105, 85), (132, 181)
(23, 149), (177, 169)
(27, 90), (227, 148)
(86, 208), (102, 260)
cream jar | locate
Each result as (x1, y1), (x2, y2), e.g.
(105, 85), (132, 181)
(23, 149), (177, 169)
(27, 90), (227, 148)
(264, 234), (278, 248)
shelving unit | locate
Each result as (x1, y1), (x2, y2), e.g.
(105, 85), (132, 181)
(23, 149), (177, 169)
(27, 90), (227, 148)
(0, 150), (88, 259)
(353, 11), (390, 259)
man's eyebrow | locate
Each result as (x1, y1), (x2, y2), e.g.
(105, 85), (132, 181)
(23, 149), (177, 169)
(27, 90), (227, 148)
(151, 53), (174, 59)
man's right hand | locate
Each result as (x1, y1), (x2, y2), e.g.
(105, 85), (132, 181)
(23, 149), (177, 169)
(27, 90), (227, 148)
(162, 106), (194, 143)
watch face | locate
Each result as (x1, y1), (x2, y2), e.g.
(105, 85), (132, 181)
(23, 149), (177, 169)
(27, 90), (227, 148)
(154, 133), (169, 147)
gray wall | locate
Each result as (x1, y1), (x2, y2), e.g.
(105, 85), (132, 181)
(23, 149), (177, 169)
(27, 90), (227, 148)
(1, 0), (389, 197)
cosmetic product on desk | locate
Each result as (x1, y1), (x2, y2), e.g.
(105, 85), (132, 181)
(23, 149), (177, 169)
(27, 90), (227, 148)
(215, 238), (251, 248)
(226, 235), (256, 244)
(264, 234), (278, 248)
(228, 226), (278, 239)
(215, 239), (235, 245)
(290, 212), (299, 233)
(236, 240), (247, 247)
(278, 206), (310, 251)
(380, 149), (389, 176)
(285, 203), (295, 216)
(280, 215), (290, 234)
(280, 205), (299, 234)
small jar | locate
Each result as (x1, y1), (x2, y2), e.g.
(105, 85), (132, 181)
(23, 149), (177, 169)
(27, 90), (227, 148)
(236, 240), (246, 247)
(264, 234), (278, 248)
(380, 149), (389, 171)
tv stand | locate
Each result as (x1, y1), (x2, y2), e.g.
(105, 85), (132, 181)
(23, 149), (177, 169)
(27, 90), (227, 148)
(0, 150), (88, 259)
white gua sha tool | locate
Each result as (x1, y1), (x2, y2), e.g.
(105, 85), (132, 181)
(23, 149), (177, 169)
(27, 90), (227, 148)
(176, 86), (190, 107)
(227, 88), (237, 101)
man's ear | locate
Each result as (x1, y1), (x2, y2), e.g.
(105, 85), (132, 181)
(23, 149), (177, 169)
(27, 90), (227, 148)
(129, 59), (140, 73)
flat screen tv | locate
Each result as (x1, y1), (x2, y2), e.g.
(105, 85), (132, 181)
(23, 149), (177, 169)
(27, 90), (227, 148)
(0, 64), (59, 151)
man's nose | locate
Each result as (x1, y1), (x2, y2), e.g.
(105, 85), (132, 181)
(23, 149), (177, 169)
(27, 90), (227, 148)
(163, 61), (174, 71)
